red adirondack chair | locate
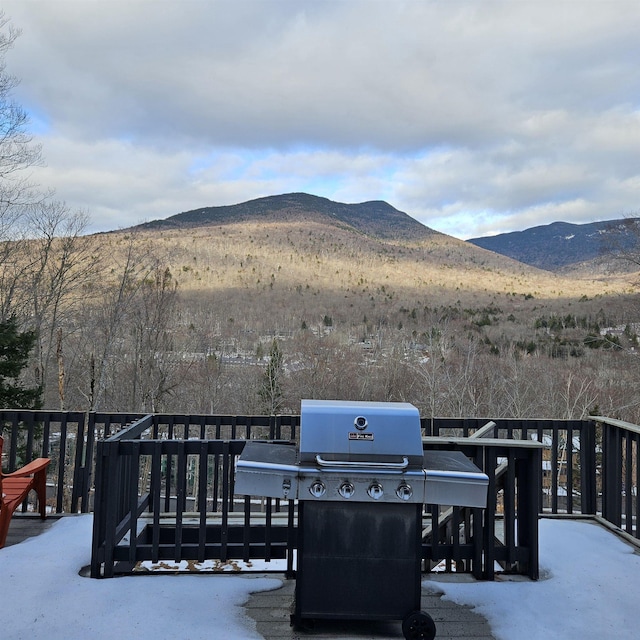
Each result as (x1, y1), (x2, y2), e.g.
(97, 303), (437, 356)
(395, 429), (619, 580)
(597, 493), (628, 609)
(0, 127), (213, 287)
(0, 436), (50, 548)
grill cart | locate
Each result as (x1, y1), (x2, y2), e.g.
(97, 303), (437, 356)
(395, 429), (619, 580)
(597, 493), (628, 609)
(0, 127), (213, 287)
(235, 400), (488, 640)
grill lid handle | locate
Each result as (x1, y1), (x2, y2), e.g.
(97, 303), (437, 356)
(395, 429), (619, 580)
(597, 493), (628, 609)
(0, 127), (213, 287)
(315, 455), (409, 470)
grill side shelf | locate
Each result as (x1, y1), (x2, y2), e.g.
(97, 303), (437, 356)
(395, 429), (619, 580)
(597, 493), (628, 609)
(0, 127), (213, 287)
(234, 441), (299, 499)
(423, 450), (489, 508)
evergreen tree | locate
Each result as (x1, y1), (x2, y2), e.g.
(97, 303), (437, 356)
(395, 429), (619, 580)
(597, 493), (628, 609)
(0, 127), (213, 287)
(0, 317), (42, 408)
(259, 338), (283, 415)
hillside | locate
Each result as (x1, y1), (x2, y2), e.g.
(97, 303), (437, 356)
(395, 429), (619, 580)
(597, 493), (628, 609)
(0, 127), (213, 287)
(118, 212), (629, 323)
(467, 218), (640, 272)
(135, 192), (439, 241)
(112, 193), (633, 321)
(78, 214), (638, 417)
(123, 193), (628, 308)
(18, 192), (640, 419)
(137, 195), (640, 275)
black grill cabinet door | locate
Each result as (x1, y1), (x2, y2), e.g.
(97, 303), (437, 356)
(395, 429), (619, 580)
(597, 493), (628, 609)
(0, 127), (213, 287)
(295, 501), (422, 622)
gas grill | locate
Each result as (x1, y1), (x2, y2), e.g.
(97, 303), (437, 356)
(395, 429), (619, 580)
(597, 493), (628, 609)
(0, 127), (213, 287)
(235, 399), (489, 640)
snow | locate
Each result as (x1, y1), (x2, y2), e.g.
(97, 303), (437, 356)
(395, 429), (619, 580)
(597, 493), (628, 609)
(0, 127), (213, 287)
(2, 516), (639, 639)
(0, 515), (280, 639)
(428, 519), (640, 639)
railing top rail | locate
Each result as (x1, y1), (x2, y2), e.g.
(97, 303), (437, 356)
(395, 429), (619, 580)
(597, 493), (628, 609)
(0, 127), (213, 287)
(591, 415), (640, 436)
(0, 409), (86, 420)
(150, 413), (299, 422)
(430, 416), (591, 424)
(469, 421), (497, 438)
(104, 414), (154, 442)
(423, 436), (545, 449)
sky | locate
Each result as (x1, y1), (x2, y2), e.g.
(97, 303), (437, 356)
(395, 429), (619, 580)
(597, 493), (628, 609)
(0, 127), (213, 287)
(2, 516), (639, 639)
(2, 1), (640, 239)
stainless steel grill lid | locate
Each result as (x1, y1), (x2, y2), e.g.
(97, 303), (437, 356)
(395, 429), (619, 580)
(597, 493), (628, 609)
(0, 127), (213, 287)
(299, 399), (424, 466)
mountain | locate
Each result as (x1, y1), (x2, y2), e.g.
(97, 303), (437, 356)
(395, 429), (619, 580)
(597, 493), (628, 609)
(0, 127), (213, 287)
(114, 191), (630, 317)
(467, 219), (640, 272)
(136, 192), (439, 242)
(131, 193), (639, 275)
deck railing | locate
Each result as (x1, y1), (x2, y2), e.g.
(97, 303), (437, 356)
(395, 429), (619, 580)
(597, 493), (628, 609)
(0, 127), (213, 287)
(597, 416), (640, 538)
(0, 411), (299, 514)
(3, 410), (638, 579)
(89, 414), (298, 578)
(0, 410), (143, 514)
(424, 417), (599, 516)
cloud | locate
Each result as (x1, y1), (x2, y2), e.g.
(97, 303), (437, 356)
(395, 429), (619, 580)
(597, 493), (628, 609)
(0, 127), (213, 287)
(3, 1), (640, 237)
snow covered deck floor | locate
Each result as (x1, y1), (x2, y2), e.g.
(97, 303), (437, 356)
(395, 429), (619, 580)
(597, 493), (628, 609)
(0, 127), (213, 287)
(7, 514), (496, 640)
(9, 515), (640, 640)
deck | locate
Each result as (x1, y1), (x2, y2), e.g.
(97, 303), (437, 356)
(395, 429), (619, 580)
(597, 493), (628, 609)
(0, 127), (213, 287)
(6, 514), (496, 640)
(4, 410), (640, 638)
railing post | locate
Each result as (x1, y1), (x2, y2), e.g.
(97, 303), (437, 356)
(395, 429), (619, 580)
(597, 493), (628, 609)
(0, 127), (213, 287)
(220, 440), (230, 560)
(581, 420), (598, 515)
(481, 446), (497, 580)
(70, 412), (87, 513)
(602, 422), (623, 526)
(515, 446), (541, 579)
(90, 438), (107, 578)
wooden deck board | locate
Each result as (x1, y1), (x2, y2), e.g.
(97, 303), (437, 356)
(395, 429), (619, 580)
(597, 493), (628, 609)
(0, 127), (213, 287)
(2, 514), (60, 548)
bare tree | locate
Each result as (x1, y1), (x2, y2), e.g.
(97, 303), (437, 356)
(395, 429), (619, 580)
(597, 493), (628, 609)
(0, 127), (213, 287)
(183, 353), (227, 414)
(88, 234), (158, 410)
(23, 202), (96, 398)
(599, 216), (640, 273)
(0, 13), (45, 320)
(0, 13), (42, 210)
(128, 266), (180, 412)
(412, 322), (456, 418)
(0, 18), (102, 408)
(440, 338), (490, 417)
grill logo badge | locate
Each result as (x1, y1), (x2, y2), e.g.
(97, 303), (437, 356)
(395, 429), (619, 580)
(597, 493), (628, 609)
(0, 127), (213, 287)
(348, 432), (374, 441)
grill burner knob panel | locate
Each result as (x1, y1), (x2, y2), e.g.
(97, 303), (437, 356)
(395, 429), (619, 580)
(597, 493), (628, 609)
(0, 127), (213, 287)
(367, 482), (384, 500)
(396, 482), (413, 501)
(338, 482), (355, 499)
(309, 481), (326, 498)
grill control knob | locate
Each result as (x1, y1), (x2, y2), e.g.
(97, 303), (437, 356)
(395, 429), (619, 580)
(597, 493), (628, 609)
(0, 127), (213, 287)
(338, 482), (355, 499)
(396, 482), (413, 501)
(367, 482), (384, 500)
(309, 481), (326, 498)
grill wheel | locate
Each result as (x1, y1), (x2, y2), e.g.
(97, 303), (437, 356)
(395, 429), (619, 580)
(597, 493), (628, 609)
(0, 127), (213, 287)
(402, 610), (436, 640)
